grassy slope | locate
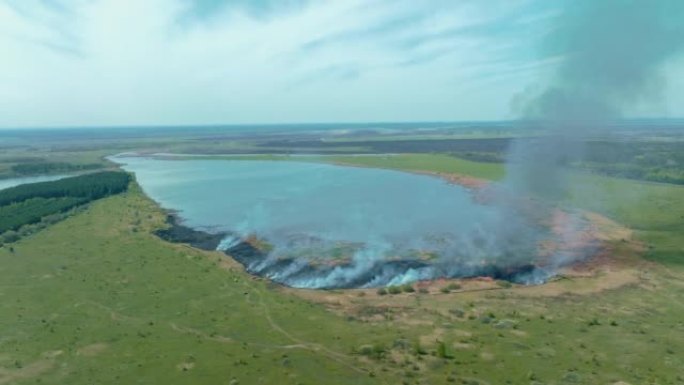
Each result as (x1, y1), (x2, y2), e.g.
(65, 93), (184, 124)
(2, 153), (684, 384)
(0, 187), (396, 385)
(1, 185), (683, 384)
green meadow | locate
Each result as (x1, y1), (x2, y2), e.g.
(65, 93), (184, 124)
(1, 151), (684, 384)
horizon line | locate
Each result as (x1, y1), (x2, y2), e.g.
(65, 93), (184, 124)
(2, 117), (684, 132)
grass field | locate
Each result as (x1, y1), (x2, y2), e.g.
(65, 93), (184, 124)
(321, 154), (506, 181)
(0, 186), (393, 385)
(2, 142), (684, 384)
(2, 176), (684, 384)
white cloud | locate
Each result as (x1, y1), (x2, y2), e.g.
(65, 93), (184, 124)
(1, 0), (676, 128)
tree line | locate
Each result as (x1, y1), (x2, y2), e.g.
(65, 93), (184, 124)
(0, 171), (131, 239)
(10, 162), (103, 176)
(0, 197), (86, 233)
(0, 171), (130, 206)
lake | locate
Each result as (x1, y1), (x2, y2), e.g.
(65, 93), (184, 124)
(0, 174), (69, 191)
(115, 157), (546, 288)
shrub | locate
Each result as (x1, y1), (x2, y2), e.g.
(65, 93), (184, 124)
(437, 341), (452, 359)
(358, 344), (386, 360)
(447, 283), (461, 291)
(1, 231), (20, 244)
(372, 344), (386, 359)
(358, 345), (374, 356)
(376, 288), (388, 296)
(401, 284), (415, 293)
(388, 286), (402, 295)
(412, 340), (427, 356)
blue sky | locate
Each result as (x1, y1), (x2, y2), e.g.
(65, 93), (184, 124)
(1, 0), (682, 128)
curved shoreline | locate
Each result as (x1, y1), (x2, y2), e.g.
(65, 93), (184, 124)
(136, 155), (616, 289)
(154, 214), (227, 251)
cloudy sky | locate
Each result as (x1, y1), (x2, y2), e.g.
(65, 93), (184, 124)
(1, 0), (683, 128)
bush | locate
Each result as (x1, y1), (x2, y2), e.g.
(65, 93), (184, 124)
(388, 286), (402, 295)
(376, 288), (388, 296)
(358, 344), (386, 360)
(358, 345), (374, 356)
(401, 284), (415, 293)
(588, 318), (601, 326)
(437, 341), (452, 359)
(447, 283), (461, 291)
(441, 282), (462, 293)
(413, 340), (427, 356)
(1, 230), (20, 244)
(371, 344), (386, 359)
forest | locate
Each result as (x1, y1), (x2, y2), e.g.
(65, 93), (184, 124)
(10, 161), (102, 176)
(0, 171), (130, 239)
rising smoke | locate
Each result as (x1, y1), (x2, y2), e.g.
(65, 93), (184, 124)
(499, 0), (684, 274)
(225, 1), (684, 289)
(515, 0), (684, 124)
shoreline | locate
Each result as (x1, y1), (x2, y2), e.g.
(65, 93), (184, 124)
(154, 213), (227, 251)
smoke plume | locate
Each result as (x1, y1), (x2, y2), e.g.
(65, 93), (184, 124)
(516, 0), (684, 123)
(503, 0), (684, 272)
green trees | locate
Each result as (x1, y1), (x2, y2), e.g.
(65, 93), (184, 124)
(0, 171), (130, 206)
(0, 171), (130, 240)
(10, 162), (102, 176)
(0, 197), (86, 233)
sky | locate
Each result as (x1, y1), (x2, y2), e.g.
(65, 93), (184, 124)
(1, 0), (683, 128)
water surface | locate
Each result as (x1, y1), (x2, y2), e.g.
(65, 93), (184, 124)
(116, 157), (543, 287)
(0, 174), (69, 191)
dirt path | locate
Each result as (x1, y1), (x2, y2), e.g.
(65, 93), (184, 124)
(238, 278), (371, 375)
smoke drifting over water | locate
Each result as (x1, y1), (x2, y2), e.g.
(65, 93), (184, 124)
(117, 156), (565, 289)
(499, 0), (684, 272)
(219, 223), (549, 289)
(116, 2), (684, 290)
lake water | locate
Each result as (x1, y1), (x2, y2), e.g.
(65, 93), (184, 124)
(115, 157), (545, 288)
(0, 174), (69, 191)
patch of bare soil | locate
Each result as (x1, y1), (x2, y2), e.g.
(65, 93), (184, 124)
(77, 343), (108, 357)
(176, 362), (195, 372)
(428, 171), (490, 190)
(0, 359), (54, 385)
